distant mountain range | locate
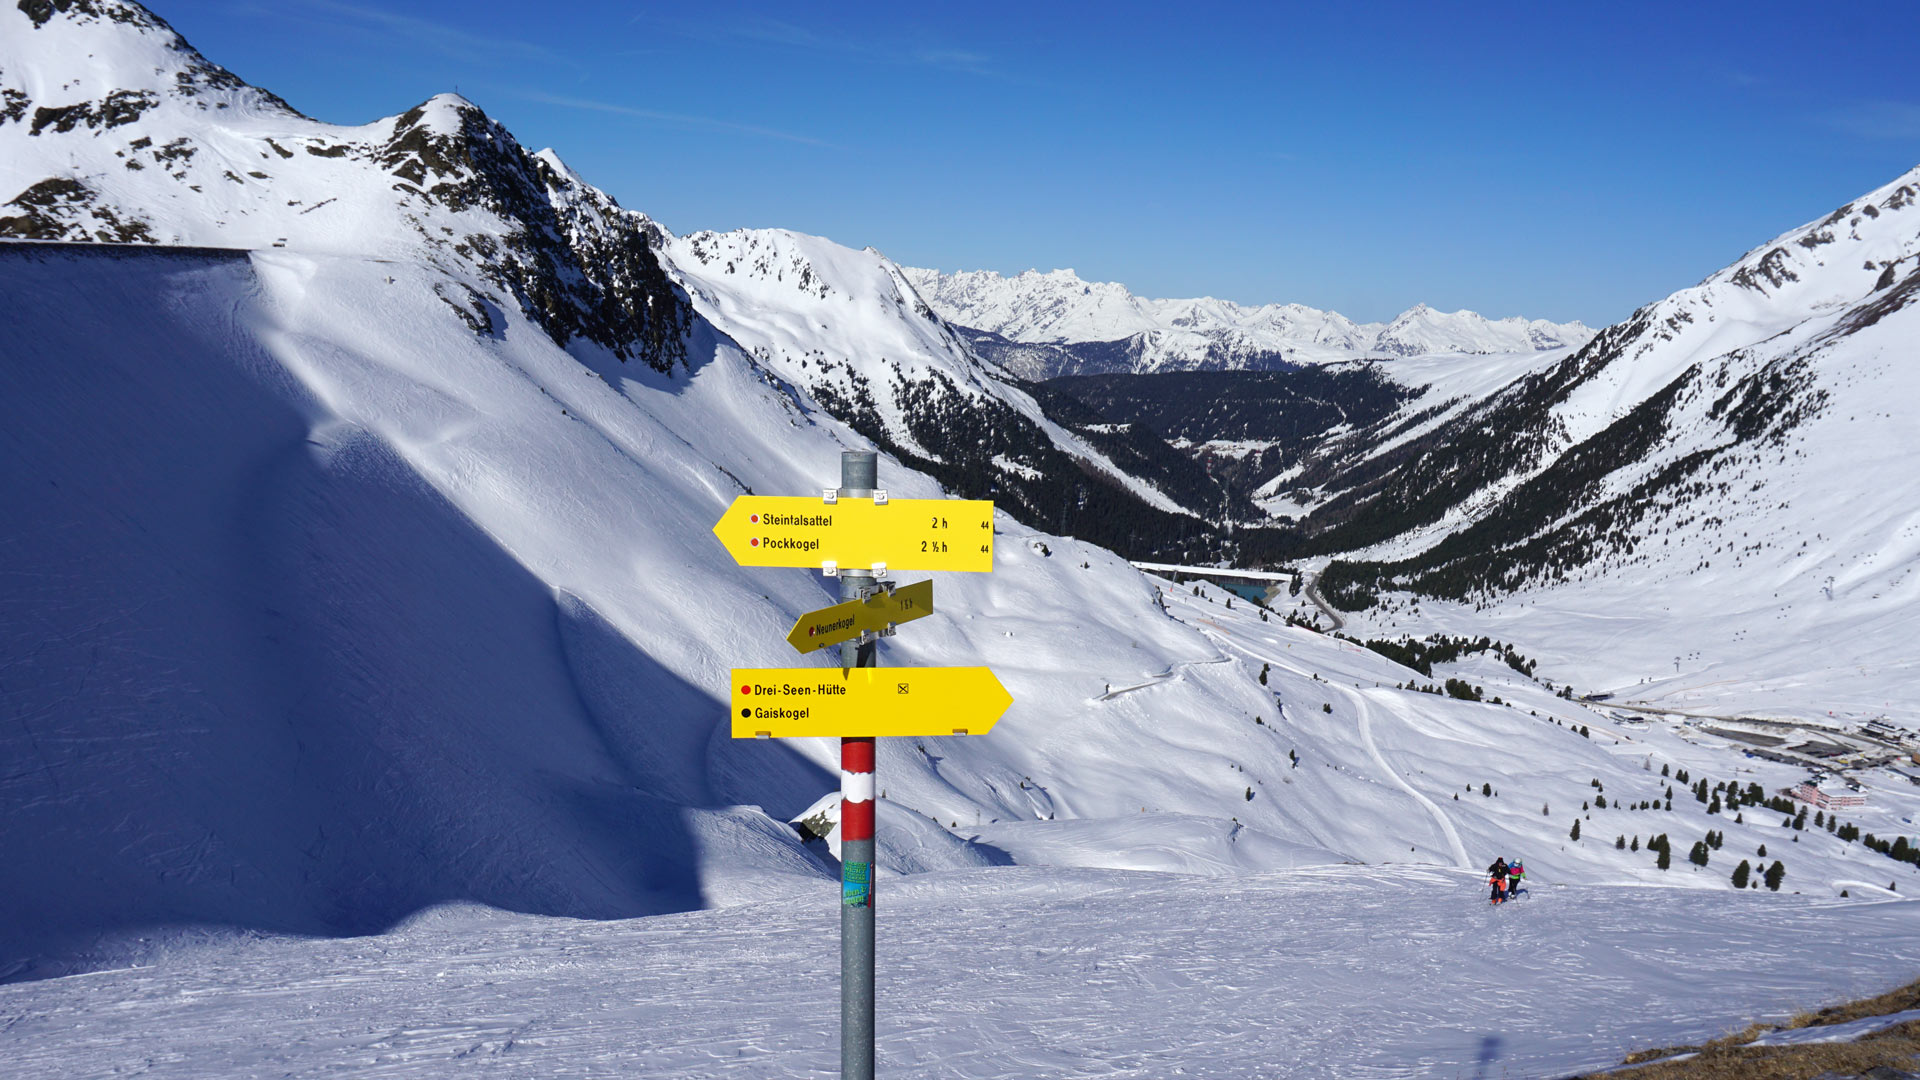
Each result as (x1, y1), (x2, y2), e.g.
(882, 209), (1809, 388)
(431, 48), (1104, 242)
(901, 266), (1596, 377)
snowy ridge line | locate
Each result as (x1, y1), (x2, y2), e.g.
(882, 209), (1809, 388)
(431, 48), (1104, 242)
(903, 265), (1596, 375)
(0, 238), (248, 258)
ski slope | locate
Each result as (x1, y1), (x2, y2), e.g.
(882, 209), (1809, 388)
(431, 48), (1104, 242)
(3, 867), (1917, 1080)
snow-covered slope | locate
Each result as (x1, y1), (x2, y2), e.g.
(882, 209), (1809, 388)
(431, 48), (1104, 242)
(5, 0), (1918, 1019)
(1311, 164), (1920, 723)
(8, 866), (1920, 1080)
(0, 0), (1219, 537)
(902, 265), (1594, 375)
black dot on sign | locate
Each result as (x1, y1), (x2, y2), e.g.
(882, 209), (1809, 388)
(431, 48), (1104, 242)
(740, 708), (750, 718)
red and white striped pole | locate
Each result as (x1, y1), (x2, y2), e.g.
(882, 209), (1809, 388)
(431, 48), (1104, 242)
(836, 450), (878, 1080)
(840, 734), (875, 1075)
(840, 737), (876, 877)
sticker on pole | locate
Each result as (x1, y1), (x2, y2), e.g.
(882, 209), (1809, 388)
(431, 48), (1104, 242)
(731, 666), (1012, 738)
(713, 496), (994, 572)
(842, 861), (872, 907)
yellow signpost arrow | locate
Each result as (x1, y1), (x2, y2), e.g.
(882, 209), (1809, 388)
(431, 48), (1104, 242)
(713, 494), (993, 573)
(731, 666), (1012, 738)
(786, 580), (934, 654)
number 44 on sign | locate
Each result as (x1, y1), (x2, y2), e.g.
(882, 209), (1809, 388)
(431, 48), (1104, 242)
(712, 494), (992, 573)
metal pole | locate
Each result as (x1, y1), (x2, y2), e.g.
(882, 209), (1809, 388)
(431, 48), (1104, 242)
(837, 449), (877, 1080)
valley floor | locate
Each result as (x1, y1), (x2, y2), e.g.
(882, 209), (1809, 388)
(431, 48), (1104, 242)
(4, 865), (1917, 1080)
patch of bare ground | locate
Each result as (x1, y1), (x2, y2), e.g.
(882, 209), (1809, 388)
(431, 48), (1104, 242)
(1570, 978), (1920, 1079)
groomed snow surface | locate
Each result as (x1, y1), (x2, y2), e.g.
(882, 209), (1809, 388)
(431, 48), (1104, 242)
(4, 870), (1917, 1079)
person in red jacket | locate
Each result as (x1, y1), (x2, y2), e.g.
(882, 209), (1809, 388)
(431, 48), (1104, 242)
(1487, 857), (1509, 904)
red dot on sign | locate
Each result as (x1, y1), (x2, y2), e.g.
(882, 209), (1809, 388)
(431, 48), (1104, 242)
(741, 685), (751, 695)
(750, 514), (760, 524)
(809, 626), (817, 636)
(750, 538), (759, 547)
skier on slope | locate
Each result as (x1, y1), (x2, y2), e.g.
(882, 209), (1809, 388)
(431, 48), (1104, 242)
(1506, 857), (1527, 899)
(1487, 857), (1509, 905)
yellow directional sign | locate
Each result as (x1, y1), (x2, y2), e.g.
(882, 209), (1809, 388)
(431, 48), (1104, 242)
(731, 666), (1012, 738)
(787, 580), (933, 654)
(713, 495), (993, 573)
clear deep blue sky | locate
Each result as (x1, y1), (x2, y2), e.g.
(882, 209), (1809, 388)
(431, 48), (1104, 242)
(164, 1), (1920, 326)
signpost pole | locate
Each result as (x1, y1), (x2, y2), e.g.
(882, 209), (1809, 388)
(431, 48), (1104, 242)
(837, 449), (877, 1080)
(716, 451), (1007, 1076)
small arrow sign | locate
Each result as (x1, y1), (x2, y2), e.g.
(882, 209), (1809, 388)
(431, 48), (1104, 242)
(732, 666), (1012, 738)
(714, 495), (993, 572)
(787, 580), (933, 654)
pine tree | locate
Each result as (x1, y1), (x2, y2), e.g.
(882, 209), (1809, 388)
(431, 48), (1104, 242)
(1570, 819), (1581, 841)
(1732, 860), (1751, 889)
(1758, 843), (1767, 858)
(1764, 861), (1784, 891)
(1483, 782), (1492, 797)
(1615, 835), (1626, 849)
(1661, 763), (1670, 777)
(1259, 663), (1269, 685)
(1707, 796), (1720, 815)
(1657, 845), (1671, 870)
(1689, 840), (1710, 867)
(1815, 810), (1825, 828)
(1631, 836), (1640, 851)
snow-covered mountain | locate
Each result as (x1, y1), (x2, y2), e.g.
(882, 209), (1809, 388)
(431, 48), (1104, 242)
(1291, 164), (1920, 723)
(901, 265), (1595, 376)
(5, 6), (1920, 1046)
(2, 0), (1256, 550)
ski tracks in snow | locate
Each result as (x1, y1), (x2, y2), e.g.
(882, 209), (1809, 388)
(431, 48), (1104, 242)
(1185, 613), (1470, 870)
(1095, 654), (1233, 701)
(1353, 692), (1471, 869)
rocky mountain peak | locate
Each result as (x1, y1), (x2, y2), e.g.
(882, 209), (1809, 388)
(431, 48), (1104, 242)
(1, 0), (687, 369)
(7, 0), (300, 116)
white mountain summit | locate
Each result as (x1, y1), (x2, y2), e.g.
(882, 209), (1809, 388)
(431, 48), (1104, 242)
(901, 265), (1596, 376)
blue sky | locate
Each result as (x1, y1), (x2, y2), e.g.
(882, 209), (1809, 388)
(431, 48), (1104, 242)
(167, 1), (1920, 326)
